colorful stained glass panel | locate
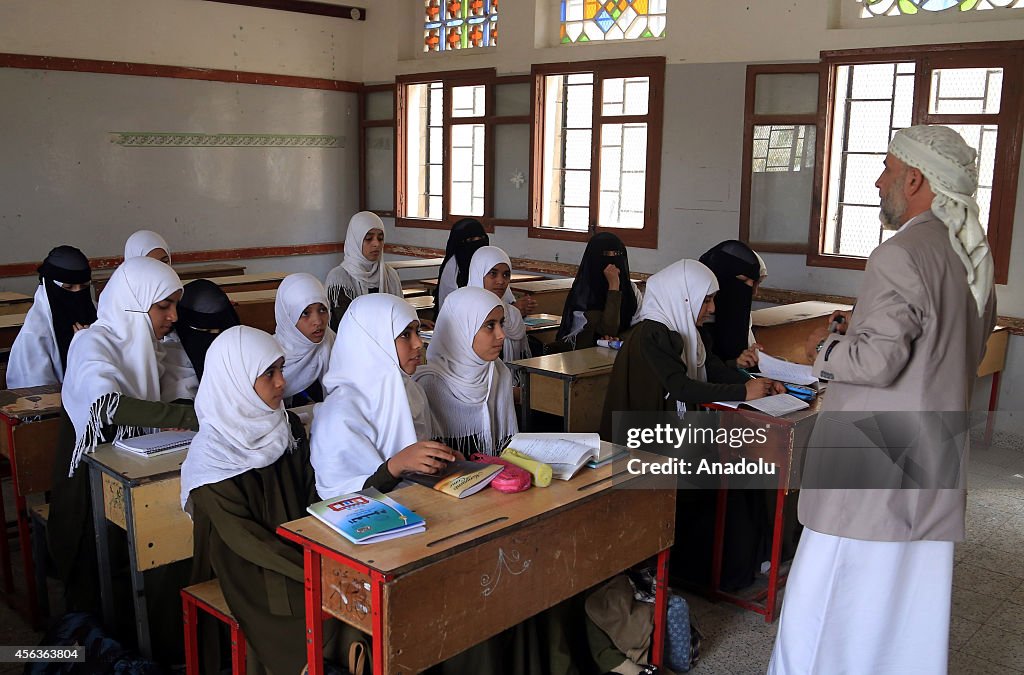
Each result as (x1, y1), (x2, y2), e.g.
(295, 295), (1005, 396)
(860, 0), (1023, 16)
(424, 0), (498, 52)
(560, 0), (665, 44)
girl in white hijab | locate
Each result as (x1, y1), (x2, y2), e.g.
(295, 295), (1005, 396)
(50, 256), (199, 613)
(311, 294), (455, 499)
(273, 273), (336, 405)
(124, 229), (171, 264)
(468, 245), (535, 362)
(325, 211), (403, 327)
(415, 287), (518, 456)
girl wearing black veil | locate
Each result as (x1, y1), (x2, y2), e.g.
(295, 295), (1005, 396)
(554, 233), (642, 350)
(436, 218), (489, 311)
(8, 246), (97, 388)
(698, 240), (762, 361)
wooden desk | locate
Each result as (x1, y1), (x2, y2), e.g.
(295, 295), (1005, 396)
(508, 347), (618, 432)
(389, 257), (444, 270)
(85, 444), (192, 657)
(419, 273), (547, 291)
(510, 278), (646, 317)
(277, 452), (675, 675)
(0, 313), (27, 350)
(400, 286), (428, 299)
(228, 289), (277, 333)
(95, 262), (247, 293)
(0, 292), (32, 317)
(0, 385), (62, 626)
(406, 294), (435, 319)
(193, 271), (290, 294)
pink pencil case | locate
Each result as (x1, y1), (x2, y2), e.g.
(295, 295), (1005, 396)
(469, 453), (532, 493)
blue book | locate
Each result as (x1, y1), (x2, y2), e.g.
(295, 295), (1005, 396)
(307, 488), (426, 545)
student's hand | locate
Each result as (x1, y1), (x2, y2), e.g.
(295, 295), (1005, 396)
(387, 441), (456, 477)
(744, 378), (781, 401)
(736, 344), (762, 368)
(73, 322), (89, 332)
(418, 319), (435, 330)
(602, 264), (621, 291)
(828, 310), (853, 335)
(805, 327), (831, 362)
(513, 295), (537, 315)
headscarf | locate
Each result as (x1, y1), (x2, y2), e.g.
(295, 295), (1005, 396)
(273, 273), (336, 398)
(632, 260), (718, 411)
(699, 240), (761, 361)
(415, 287), (518, 455)
(7, 246), (96, 388)
(888, 125), (993, 316)
(556, 233), (641, 344)
(62, 257), (183, 472)
(160, 279), (241, 400)
(437, 218), (489, 309)
(180, 326), (295, 515)
(325, 211), (403, 309)
(311, 294), (435, 498)
(124, 230), (171, 263)
(749, 252), (768, 347)
(468, 246), (531, 362)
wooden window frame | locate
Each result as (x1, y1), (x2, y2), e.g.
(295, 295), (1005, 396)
(393, 69), (531, 232)
(739, 63), (826, 254)
(529, 57), (665, 249)
(358, 83), (396, 218)
(809, 41), (1024, 283)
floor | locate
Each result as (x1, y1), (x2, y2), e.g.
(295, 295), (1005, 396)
(1, 431), (1021, 674)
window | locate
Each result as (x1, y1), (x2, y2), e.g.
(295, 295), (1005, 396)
(359, 85), (396, 216)
(424, 0), (498, 52)
(810, 43), (1023, 282)
(531, 58), (664, 247)
(859, 0), (1024, 17)
(560, 0), (667, 44)
(395, 70), (532, 230)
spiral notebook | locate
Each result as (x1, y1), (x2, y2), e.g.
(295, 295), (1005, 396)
(114, 430), (197, 457)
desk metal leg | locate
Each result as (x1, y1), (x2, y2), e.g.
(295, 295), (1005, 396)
(984, 371), (1001, 447)
(304, 548), (324, 675)
(562, 380), (571, 433)
(122, 489), (152, 657)
(371, 570), (386, 675)
(710, 485), (728, 600)
(89, 467), (115, 628)
(650, 548), (671, 668)
(764, 484), (787, 623)
(6, 423), (40, 627)
(520, 370), (533, 431)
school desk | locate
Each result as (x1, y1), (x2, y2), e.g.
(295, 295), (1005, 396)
(277, 448), (676, 675)
(94, 262), (247, 294)
(0, 292), (32, 317)
(0, 313), (26, 350)
(508, 346), (618, 433)
(193, 271), (290, 294)
(406, 294), (435, 319)
(227, 289), (277, 333)
(84, 444), (192, 658)
(703, 397), (822, 622)
(418, 273), (547, 291)
(0, 385), (61, 627)
(400, 285), (428, 299)
(509, 278), (648, 318)
(389, 257), (445, 270)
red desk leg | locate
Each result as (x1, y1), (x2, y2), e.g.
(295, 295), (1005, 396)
(984, 371), (1001, 447)
(304, 548), (324, 675)
(371, 571), (386, 675)
(6, 421), (39, 627)
(650, 548), (671, 668)
(764, 483), (787, 623)
(182, 593), (199, 675)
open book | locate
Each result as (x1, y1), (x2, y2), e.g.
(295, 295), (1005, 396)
(308, 488), (425, 545)
(712, 393), (810, 417)
(113, 430), (196, 457)
(406, 460), (503, 498)
(503, 432), (601, 480)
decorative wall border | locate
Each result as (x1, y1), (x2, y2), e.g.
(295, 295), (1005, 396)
(110, 132), (345, 148)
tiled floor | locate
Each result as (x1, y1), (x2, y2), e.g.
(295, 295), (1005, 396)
(1, 434), (1021, 674)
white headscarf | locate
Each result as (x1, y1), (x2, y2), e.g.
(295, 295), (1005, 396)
(7, 284), (65, 388)
(180, 326), (295, 515)
(273, 273), (336, 398)
(415, 287), (518, 455)
(888, 125), (994, 316)
(311, 294), (435, 498)
(124, 230), (171, 263)
(325, 211), (403, 309)
(632, 260), (718, 411)
(62, 257), (183, 473)
(468, 246), (531, 362)
(158, 332), (200, 402)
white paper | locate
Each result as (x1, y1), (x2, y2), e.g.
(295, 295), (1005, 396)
(742, 393), (809, 416)
(755, 352), (818, 386)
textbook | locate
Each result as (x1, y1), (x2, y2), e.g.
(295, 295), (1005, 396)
(307, 488), (425, 545)
(113, 430), (196, 457)
(503, 432), (602, 480)
(712, 393), (810, 417)
(407, 460), (503, 498)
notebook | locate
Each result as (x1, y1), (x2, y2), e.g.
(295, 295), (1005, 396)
(503, 432), (602, 480)
(113, 430), (196, 457)
(406, 460), (503, 498)
(712, 394), (810, 417)
(308, 488), (425, 545)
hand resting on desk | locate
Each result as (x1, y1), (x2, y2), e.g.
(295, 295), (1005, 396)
(386, 440), (459, 477)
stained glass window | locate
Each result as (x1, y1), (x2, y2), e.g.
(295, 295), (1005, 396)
(560, 0), (666, 44)
(860, 0), (1023, 17)
(424, 0), (498, 52)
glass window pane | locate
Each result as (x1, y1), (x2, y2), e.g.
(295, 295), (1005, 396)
(405, 82), (443, 220)
(425, 0), (497, 52)
(929, 68), (1003, 115)
(365, 91), (394, 121)
(754, 73), (819, 116)
(560, 0), (666, 44)
(495, 82), (530, 116)
(450, 123), (485, 216)
(749, 126), (816, 244)
(365, 127), (394, 212)
(452, 84), (486, 118)
(598, 122), (647, 229)
(602, 77), (649, 116)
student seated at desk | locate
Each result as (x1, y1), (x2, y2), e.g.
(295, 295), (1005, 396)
(274, 273), (335, 407)
(554, 232), (642, 351)
(699, 240), (764, 361)
(160, 279), (240, 401)
(468, 245), (537, 361)
(124, 229), (172, 264)
(414, 287), (518, 456)
(7, 245), (97, 388)
(325, 211), (402, 328)
(49, 257), (199, 614)
(437, 217), (489, 311)
(181, 325), (345, 675)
